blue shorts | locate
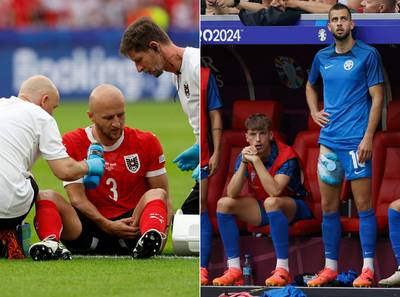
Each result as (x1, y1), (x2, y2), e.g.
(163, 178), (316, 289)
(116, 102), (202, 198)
(331, 146), (371, 180)
(257, 198), (313, 227)
(200, 166), (209, 180)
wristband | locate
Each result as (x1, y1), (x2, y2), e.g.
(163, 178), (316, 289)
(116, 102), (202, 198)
(241, 159), (248, 164)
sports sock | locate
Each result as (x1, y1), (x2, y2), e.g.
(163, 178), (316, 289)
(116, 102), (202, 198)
(227, 257), (241, 269)
(359, 208), (377, 271)
(322, 211), (341, 265)
(363, 258), (374, 271)
(325, 258), (338, 271)
(217, 212), (240, 260)
(267, 210), (289, 260)
(276, 258), (289, 271)
(201, 211), (213, 268)
(34, 200), (62, 241)
(389, 208), (400, 267)
(139, 199), (167, 234)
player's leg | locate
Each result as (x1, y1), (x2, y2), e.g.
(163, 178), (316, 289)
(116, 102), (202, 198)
(200, 177), (212, 285)
(181, 182), (199, 214)
(30, 190), (80, 260)
(308, 145), (342, 287)
(0, 176), (38, 259)
(131, 188), (168, 258)
(379, 199), (400, 287)
(213, 196), (261, 286)
(351, 177), (376, 287)
(264, 197), (312, 286)
(343, 146), (376, 288)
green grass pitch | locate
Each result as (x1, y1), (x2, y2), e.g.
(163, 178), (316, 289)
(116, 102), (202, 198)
(0, 101), (199, 297)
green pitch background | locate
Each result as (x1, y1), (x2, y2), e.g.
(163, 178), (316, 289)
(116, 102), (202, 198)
(0, 101), (199, 297)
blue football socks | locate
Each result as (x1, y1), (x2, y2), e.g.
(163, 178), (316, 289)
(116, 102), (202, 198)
(201, 211), (213, 268)
(322, 211), (341, 260)
(389, 208), (400, 266)
(267, 210), (289, 259)
(216, 212), (240, 259)
(359, 208), (377, 259)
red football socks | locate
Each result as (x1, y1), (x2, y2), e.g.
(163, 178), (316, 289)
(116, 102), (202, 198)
(34, 200), (62, 241)
(139, 199), (167, 234)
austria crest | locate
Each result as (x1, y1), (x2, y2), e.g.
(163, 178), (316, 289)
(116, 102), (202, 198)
(124, 154), (140, 173)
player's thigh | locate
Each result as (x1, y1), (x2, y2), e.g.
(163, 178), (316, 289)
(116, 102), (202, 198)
(351, 178), (372, 211)
(318, 145), (342, 212)
(217, 196), (262, 226)
(390, 199), (400, 211)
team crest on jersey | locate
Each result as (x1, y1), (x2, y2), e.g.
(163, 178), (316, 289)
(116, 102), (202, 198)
(183, 82), (190, 98)
(124, 154), (140, 173)
(343, 60), (354, 71)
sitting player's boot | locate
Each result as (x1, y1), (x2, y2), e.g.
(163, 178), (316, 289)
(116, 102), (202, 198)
(212, 267), (244, 286)
(0, 229), (25, 259)
(379, 270), (400, 287)
(265, 267), (291, 287)
(29, 236), (72, 261)
(307, 267), (338, 287)
(201, 267), (209, 286)
(353, 268), (374, 287)
(132, 229), (166, 259)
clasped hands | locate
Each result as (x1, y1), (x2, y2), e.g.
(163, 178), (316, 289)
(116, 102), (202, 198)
(241, 145), (260, 164)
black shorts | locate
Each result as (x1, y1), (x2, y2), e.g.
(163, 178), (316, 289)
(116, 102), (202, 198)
(181, 182), (199, 214)
(0, 176), (38, 230)
(62, 209), (138, 255)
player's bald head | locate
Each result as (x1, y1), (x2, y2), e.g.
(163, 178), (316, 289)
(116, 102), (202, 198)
(18, 75), (59, 104)
(88, 84), (125, 114)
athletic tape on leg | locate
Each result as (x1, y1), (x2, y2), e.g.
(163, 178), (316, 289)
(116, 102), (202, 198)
(318, 152), (343, 185)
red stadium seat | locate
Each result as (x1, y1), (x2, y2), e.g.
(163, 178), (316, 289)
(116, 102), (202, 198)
(206, 130), (250, 232)
(231, 100), (282, 130)
(387, 100), (400, 131)
(371, 131), (400, 233)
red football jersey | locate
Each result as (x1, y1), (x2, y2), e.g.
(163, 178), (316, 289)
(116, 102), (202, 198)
(62, 126), (166, 219)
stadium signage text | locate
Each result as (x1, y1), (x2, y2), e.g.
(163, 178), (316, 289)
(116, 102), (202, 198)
(201, 29), (242, 43)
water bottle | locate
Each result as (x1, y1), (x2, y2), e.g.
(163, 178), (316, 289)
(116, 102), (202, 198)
(243, 254), (254, 285)
(16, 222), (31, 256)
(83, 143), (104, 189)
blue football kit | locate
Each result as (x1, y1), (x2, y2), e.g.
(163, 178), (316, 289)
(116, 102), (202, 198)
(309, 39), (384, 180)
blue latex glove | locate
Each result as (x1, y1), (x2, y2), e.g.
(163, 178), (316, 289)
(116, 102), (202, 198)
(173, 143), (199, 171)
(85, 158), (105, 176)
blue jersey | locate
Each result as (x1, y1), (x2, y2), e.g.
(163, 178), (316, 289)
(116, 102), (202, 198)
(207, 73), (223, 111)
(308, 40), (384, 149)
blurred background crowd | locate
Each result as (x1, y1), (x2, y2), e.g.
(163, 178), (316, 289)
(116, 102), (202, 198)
(0, 0), (199, 30)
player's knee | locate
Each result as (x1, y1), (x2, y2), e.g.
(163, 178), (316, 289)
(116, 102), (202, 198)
(318, 152), (344, 185)
(390, 199), (400, 211)
(264, 197), (281, 211)
(146, 188), (167, 201)
(37, 190), (63, 203)
(217, 197), (235, 213)
(321, 199), (338, 213)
